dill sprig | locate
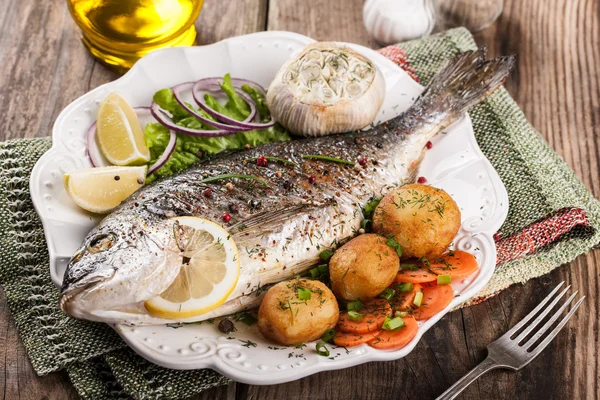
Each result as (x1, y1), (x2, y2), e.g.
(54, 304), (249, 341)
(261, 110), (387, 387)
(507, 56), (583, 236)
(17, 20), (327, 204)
(199, 174), (268, 186)
(302, 154), (355, 165)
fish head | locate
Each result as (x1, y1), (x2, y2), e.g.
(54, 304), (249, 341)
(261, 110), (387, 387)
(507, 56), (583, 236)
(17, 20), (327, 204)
(60, 212), (182, 324)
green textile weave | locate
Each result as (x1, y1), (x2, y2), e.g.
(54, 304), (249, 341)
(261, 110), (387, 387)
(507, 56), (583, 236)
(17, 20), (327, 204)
(0, 27), (598, 399)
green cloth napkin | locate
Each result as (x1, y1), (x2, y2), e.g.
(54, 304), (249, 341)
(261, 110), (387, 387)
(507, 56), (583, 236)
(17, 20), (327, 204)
(0, 27), (599, 399)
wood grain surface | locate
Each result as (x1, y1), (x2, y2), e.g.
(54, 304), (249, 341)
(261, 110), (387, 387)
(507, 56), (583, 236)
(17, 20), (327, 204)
(0, 0), (598, 399)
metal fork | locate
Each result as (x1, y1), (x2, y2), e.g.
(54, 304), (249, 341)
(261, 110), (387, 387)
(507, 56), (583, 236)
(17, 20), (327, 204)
(436, 282), (584, 400)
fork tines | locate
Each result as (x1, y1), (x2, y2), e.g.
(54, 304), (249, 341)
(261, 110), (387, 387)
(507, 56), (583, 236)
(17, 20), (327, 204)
(500, 281), (584, 360)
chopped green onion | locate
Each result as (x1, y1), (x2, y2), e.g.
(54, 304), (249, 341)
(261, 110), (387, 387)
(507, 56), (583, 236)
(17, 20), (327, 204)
(437, 274), (452, 285)
(396, 282), (414, 292)
(297, 287), (312, 300)
(244, 156), (298, 167)
(420, 257), (431, 267)
(347, 299), (363, 312)
(347, 311), (363, 322)
(234, 311), (257, 325)
(360, 219), (372, 231)
(321, 328), (337, 343)
(316, 341), (330, 357)
(385, 237), (402, 258)
(413, 291), (424, 307)
(400, 263), (419, 271)
(309, 264), (329, 280)
(395, 311), (408, 318)
(302, 154), (355, 165)
(363, 197), (382, 217)
(198, 174), (268, 186)
(319, 249), (334, 262)
(379, 288), (395, 300)
(382, 316), (405, 331)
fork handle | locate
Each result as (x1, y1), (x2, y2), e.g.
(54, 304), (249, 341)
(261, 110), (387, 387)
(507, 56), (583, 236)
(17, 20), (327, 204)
(436, 357), (500, 400)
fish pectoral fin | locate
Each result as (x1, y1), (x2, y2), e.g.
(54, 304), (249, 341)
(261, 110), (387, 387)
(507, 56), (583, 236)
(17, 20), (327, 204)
(406, 148), (426, 184)
(229, 203), (319, 237)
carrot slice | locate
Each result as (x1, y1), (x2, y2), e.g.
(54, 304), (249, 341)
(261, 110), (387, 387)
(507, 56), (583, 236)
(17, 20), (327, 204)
(395, 261), (438, 283)
(389, 283), (423, 313)
(368, 317), (419, 349)
(413, 284), (455, 320)
(334, 330), (381, 347)
(429, 251), (479, 278)
(337, 298), (392, 334)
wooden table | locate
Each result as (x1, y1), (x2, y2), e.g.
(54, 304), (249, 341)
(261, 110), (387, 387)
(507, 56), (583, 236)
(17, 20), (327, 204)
(1, 0), (598, 398)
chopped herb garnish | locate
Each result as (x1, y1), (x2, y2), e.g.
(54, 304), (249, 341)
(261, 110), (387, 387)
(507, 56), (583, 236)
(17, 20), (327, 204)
(420, 257), (431, 267)
(360, 219), (372, 231)
(297, 287), (312, 300)
(321, 328), (337, 343)
(395, 311), (408, 318)
(379, 288), (396, 300)
(316, 341), (330, 357)
(245, 156), (298, 167)
(199, 173), (268, 186)
(400, 263), (419, 271)
(234, 311), (258, 325)
(302, 154), (355, 165)
(363, 197), (381, 217)
(319, 249), (334, 262)
(396, 282), (414, 292)
(347, 299), (363, 312)
(309, 264), (329, 281)
(382, 316), (405, 331)
(413, 291), (424, 307)
(437, 274), (452, 284)
(385, 237), (403, 258)
(347, 310), (363, 322)
(239, 339), (257, 348)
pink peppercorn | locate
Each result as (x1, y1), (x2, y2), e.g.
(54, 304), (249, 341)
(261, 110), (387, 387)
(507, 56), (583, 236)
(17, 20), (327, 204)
(308, 176), (316, 184)
(203, 188), (212, 197)
(222, 213), (231, 223)
(493, 232), (501, 241)
(417, 176), (427, 184)
(426, 141), (433, 149)
(257, 156), (268, 167)
(358, 157), (367, 166)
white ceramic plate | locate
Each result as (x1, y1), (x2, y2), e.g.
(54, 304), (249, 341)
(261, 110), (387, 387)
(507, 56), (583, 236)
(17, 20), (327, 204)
(30, 31), (508, 384)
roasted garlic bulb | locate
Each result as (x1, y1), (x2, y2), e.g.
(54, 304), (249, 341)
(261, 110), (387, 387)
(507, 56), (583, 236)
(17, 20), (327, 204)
(267, 42), (385, 137)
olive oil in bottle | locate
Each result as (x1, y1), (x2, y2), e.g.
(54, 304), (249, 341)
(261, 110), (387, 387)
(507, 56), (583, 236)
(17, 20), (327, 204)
(67, 0), (204, 71)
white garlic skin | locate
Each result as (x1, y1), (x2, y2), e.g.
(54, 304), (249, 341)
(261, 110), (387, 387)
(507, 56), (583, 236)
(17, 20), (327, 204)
(267, 42), (386, 137)
(363, 0), (435, 45)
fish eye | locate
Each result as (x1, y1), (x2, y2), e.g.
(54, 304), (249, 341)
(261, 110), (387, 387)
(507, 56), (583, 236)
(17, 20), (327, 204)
(88, 233), (116, 254)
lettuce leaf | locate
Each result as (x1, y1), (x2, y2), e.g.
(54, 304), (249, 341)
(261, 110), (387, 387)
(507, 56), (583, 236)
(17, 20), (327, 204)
(145, 75), (290, 183)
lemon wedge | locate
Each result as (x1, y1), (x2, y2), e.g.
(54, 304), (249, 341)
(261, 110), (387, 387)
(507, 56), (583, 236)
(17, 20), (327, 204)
(96, 92), (151, 166)
(145, 216), (240, 319)
(64, 166), (147, 214)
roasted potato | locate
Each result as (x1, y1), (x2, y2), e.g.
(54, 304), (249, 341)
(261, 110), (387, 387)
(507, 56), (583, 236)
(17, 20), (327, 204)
(329, 233), (399, 301)
(372, 184), (460, 260)
(258, 278), (338, 345)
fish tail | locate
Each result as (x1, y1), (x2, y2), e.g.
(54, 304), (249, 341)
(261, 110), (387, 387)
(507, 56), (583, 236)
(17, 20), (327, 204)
(401, 47), (515, 133)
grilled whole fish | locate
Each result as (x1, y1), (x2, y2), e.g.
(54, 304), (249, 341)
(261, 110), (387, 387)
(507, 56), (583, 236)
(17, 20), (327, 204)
(60, 48), (514, 325)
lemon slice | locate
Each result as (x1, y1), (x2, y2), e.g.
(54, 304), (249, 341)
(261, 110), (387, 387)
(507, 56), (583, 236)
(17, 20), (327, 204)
(145, 216), (240, 319)
(64, 166), (147, 214)
(96, 92), (151, 166)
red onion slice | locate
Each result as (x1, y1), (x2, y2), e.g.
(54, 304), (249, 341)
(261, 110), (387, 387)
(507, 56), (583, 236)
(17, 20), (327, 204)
(192, 78), (276, 130)
(147, 129), (176, 175)
(172, 82), (255, 131)
(150, 102), (240, 137)
(86, 106), (153, 167)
